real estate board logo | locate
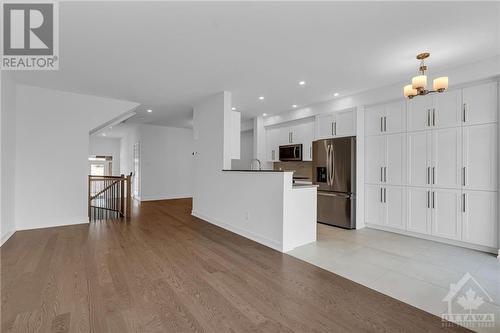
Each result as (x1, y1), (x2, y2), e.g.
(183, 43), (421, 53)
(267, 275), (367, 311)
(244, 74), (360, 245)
(1, 1), (58, 70)
(441, 272), (495, 329)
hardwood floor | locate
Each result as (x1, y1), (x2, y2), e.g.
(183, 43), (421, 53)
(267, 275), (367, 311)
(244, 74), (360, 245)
(1, 199), (470, 332)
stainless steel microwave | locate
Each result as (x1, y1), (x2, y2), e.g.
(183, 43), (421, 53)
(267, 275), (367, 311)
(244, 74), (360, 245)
(279, 144), (302, 161)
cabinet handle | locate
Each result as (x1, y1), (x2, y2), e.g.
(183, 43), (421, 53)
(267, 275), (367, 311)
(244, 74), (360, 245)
(427, 190), (430, 208)
(310, 146), (312, 159)
(384, 116), (387, 132)
(272, 150), (275, 160)
(462, 193), (466, 212)
(432, 191), (435, 209)
(380, 187), (383, 203)
(334, 122), (337, 136)
(432, 167), (435, 185)
(380, 167), (383, 182)
(291, 132), (293, 143)
(462, 167), (466, 186)
(380, 117), (383, 132)
(427, 109), (430, 127)
(331, 122), (334, 136)
(383, 188), (386, 203)
(384, 166), (387, 183)
(432, 108), (436, 126)
(427, 166), (430, 185)
(463, 103), (467, 123)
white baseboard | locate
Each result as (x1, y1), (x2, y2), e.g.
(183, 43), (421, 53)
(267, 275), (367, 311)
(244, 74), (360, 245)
(141, 195), (192, 202)
(191, 210), (284, 252)
(366, 223), (498, 255)
(0, 230), (15, 247)
(16, 220), (89, 232)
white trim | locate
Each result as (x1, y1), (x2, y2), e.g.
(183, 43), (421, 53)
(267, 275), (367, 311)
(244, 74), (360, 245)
(140, 195), (192, 202)
(191, 210), (284, 252)
(366, 223), (498, 254)
(16, 220), (89, 232)
(0, 230), (15, 247)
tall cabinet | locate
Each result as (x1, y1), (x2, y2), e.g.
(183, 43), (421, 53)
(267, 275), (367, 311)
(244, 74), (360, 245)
(365, 81), (499, 251)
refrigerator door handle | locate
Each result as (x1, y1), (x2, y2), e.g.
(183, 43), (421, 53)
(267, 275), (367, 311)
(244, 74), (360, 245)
(330, 146), (335, 185)
(318, 191), (350, 199)
(325, 144), (331, 186)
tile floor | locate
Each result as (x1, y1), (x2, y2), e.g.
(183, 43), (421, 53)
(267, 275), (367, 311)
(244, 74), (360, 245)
(288, 224), (500, 333)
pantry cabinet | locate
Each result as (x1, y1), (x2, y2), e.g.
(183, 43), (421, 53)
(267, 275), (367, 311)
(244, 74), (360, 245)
(365, 133), (405, 185)
(365, 101), (405, 136)
(462, 190), (498, 247)
(364, 185), (406, 230)
(462, 82), (498, 126)
(407, 90), (461, 131)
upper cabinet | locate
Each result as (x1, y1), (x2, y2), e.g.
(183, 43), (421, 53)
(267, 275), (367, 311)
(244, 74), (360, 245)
(407, 90), (461, 132)
(365, 101), (406, 136)
(265, 117), (315, 162)
(462, 82), (498, 126)
(315, 109), (356, 139)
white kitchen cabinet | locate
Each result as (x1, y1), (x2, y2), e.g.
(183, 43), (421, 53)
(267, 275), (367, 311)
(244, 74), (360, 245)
(265, 127), (280, 162)
(407, 131), (431, 187)
(462, 190), (498, 247)
(407, 187), (431, 234)
(463, 82), (498, 126)
(316, 110), (355, 139)
(364, 104), (385, 136)
(407, 95), (432, 132)
(463, 123), (498, 191)
(365, 101), (406, 136)
(433, 90), (462, 129)
(431, 189), (462, 240)
(385, 186), (406, 230)
(432, 127), (462, 189)
(291, 119), (314, 161)
(365, 135), (386, 184)
(365, 184), (385, 226)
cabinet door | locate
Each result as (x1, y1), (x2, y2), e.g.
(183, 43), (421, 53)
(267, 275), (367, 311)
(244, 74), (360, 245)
(407, 131), (431, 187)
(365, 105), (385, 136)
(265, 127), (279, 162)
(386, 133), (406, 185)
(279, 126), (292, 145)
(385, 186), (406, 229)
(463, 82), (498, 126)
(365, 185), (385, 226)
(385, 101), (406, 134)
(407, 95), (432, 132)
(463, 123), (498, 191)
(462, 191), (498, 247)
(316, 113), (334, 139)
(335, 110), (356, 137)
(431, 127), (462, 189)
(431, 189), (461, 240)
(433, 90), (461, 129)
(365, 135), (386, 184)
(407, 187), (431, 234)
(295, 120), (314, 161)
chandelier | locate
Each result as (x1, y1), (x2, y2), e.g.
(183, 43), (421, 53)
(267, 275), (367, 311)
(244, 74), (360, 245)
(403, 52), (448, 99)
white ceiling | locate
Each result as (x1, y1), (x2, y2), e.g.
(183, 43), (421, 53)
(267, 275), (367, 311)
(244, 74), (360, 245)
(12, 1), (500, 129)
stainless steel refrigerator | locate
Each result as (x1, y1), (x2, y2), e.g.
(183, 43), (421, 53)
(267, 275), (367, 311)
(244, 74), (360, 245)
(312, 137), (356, 229)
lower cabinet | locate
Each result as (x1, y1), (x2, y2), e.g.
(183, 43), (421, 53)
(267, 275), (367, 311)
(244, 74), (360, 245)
(431, 189), (462, 241)
(462, 190), (498, 248)
(407, 187), (431, 234)
(365, 184), (406, 229)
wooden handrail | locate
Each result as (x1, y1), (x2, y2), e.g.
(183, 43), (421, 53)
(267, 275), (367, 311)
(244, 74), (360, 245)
(88, 174), (133, 221)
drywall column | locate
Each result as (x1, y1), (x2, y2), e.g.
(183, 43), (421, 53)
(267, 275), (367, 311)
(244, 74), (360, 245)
(253, 116), (271, 169)
(355, 106), (365, 229)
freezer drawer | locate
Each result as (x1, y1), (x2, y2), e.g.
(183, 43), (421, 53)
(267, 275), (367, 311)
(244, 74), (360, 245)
(317, 191), (356, 229)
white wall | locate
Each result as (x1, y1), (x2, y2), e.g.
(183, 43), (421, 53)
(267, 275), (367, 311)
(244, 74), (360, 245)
(14, 85), (138, 231)
(192, 92), (316, 252)
(89, 136), (121, 175)
(139, 124), (194, 201)
(0, 72), (17, 245)
(231, 130), (253, 170)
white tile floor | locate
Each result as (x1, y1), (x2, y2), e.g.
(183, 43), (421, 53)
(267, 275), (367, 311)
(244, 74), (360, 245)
(288, 224), (500, 333)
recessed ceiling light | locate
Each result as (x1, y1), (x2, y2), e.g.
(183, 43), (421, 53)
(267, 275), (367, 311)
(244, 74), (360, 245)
(292, 104), (297, 108)
(109, 126), (113, 129)
(299, 81), (306, 86)
(102, 133), (106, 136)
(333, 93), (339, 97)
(232, 107), (236, 111)
(262, 113), (267, 116)
(147, 109), (152, 113)
(259, 96), (265, 100)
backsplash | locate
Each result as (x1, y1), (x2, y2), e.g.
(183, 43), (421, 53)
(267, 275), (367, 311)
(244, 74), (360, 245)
(273, 161), (313, 179)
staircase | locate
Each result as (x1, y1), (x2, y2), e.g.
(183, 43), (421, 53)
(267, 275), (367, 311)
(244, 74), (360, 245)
(88, 174), (132, 221)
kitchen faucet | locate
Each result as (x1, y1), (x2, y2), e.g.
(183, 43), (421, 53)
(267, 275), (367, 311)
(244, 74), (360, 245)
(250, 158), (262, 170)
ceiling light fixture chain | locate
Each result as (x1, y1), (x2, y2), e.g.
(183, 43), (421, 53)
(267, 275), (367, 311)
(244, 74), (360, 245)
(403, 52), (448, 99)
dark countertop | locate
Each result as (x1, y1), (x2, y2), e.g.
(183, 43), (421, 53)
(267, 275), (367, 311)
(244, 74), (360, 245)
(222, 169), (289, 172)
